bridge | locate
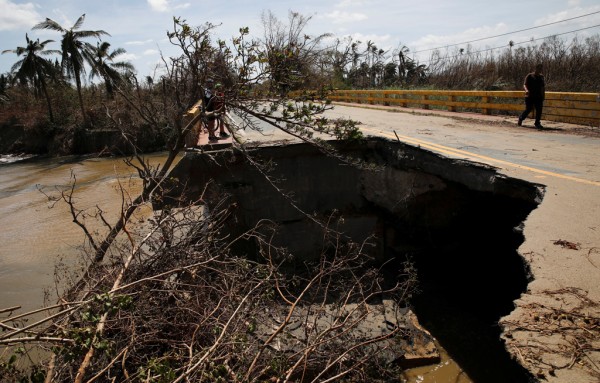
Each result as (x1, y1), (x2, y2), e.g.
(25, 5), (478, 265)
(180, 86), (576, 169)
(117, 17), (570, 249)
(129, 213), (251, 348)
(182, 97), (600, 382)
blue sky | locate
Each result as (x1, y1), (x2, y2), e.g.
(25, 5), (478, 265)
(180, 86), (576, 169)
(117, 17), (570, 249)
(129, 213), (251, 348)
(1, 0), (600, 79)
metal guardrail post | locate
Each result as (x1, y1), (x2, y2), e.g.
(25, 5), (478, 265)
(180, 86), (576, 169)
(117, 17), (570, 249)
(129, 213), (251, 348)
(482, 96), (490, 115)
(449, 95), (456, 112)
(422, 95), (429, 110)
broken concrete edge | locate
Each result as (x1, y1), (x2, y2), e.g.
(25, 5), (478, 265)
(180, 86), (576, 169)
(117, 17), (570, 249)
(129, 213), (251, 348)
(184, 138), (299, 153)
(182, 136), (546, 202)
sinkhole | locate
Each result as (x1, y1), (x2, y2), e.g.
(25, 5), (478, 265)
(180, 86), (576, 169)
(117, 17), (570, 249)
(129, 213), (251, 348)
(167, 137), (545, 382)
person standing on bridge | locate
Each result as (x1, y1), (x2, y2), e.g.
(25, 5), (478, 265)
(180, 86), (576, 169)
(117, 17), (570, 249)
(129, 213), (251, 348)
(203, 78), (227, 143)
(212, 83), (229, 139)
(518, 63), (546, 129)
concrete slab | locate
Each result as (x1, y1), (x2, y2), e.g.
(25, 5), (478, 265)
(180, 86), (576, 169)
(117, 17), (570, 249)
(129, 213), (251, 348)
(195, 123), (233, 147)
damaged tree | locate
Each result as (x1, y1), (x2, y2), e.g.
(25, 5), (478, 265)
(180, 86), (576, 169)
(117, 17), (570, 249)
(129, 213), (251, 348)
(0, 14), (424, 383)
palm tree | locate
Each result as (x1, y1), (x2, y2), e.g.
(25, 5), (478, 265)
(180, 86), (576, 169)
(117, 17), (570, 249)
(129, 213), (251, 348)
(395, 45), (410, 86)
(406, 62), (428, 85)
(88, 42), (134, 98)
(33, 14), (109, 122)
(2, 34), (60, 121)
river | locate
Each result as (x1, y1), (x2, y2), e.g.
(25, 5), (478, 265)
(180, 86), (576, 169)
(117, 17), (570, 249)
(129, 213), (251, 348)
(0, 153), (174, 313)
(0, 152), (471, 383)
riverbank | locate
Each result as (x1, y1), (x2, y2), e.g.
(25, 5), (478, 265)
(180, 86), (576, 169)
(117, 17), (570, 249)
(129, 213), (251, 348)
(0, 118), (167, 157)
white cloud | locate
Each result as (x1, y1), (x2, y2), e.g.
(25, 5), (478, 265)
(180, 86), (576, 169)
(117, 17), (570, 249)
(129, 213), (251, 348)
(147, 0), (190, 13)
(535, 5), (600, 26)
(0, 0), (41, 31)
(348, 32), (392, 45)
(336, 0), (370, 7)
(323, 10), (367, 24)
(147, 0), (169, 12)
(125, 39), (154, 46)
(338, 32), (393, 53)
(143, 49), (159, 56)
(173, 2), (190, 10)
(118, 53), (137, 61)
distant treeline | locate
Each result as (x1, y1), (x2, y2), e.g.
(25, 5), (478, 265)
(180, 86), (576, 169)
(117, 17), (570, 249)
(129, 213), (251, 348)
(328, 34), (600, 92)
(426, 34), (600, 92)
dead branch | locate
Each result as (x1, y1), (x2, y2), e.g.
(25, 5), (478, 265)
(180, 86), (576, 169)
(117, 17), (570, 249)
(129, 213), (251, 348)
(501, 287), (600, 379)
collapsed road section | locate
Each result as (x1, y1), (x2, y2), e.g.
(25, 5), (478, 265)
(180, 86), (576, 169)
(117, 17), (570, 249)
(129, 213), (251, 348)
(166, 137), (545, 381)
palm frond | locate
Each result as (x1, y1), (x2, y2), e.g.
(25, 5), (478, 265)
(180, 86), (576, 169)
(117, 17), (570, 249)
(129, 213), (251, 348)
(98, 41), (111, 54)
(75, 30), (111, 39)
(32, 18), (65, 32)
(41, 50), (61, 56)
(72, 14), (86, 30)
(10, 60), (25, 73)
(109, 48), (127, 58)
(111, 62), (135, 71)
(39, 39), (56, 47)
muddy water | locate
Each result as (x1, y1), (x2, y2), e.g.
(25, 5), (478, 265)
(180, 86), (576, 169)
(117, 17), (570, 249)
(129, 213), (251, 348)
(0, 153), (173, 313)
(402, 345), (472, 383)
(0, 153), (471, 383)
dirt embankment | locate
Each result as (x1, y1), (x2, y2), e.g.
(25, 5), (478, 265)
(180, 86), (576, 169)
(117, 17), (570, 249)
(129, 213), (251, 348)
(0, 118), (166, 156)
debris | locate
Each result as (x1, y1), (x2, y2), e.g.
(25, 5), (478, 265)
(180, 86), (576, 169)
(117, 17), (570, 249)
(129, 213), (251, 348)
(553, 239), (580, 250)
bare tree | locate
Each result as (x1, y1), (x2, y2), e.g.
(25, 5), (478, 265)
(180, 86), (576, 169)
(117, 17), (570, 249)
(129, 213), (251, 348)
(260, 10), (332, 94)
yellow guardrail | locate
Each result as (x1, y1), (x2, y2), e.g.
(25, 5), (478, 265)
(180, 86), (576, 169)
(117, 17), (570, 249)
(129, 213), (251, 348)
(327, 90), (600, 126)
(184, 99), (204, 147)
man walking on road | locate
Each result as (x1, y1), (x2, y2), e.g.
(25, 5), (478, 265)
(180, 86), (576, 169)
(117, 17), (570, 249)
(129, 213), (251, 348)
(518, 63), (546, 129)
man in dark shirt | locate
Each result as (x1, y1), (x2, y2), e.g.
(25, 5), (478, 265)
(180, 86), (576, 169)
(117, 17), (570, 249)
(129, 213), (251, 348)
(518, 63), (546, 129)
(203, 79), (225, 142)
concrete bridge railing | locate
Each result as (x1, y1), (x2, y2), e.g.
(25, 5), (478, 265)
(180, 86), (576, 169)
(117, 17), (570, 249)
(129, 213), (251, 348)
(327, 90), (600, 126)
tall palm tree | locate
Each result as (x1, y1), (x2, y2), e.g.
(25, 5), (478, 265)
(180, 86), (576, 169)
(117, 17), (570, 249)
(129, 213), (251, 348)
(88, 42), (134, 98)
(33, 14), (109, 122)
(2, 34), (60, 121)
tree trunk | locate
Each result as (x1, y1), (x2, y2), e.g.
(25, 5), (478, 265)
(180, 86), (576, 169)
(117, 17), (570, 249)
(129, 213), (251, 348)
(75, 75), (87, 123)
(39, 72), (54, 123)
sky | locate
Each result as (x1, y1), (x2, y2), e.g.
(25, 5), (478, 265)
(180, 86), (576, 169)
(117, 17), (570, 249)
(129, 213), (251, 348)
(1, 0), (600, 80)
